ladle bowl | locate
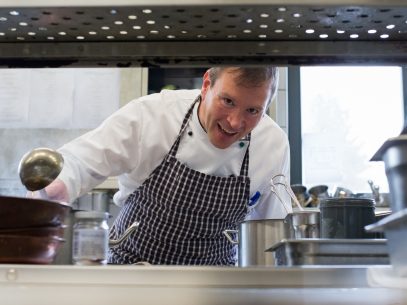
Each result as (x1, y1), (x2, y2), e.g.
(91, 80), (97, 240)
(18, 148), (64, 191)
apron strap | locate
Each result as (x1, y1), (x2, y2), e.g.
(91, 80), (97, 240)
(239, 133), (250, 177)
(167, 95), (200, 158)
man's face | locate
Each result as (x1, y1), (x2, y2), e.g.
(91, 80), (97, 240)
(199, 68), (272, 149)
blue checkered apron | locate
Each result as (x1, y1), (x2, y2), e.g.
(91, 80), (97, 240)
(109, 97), (250, 265)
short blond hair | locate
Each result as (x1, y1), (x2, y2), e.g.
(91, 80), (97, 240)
(208, 67), (279, 108)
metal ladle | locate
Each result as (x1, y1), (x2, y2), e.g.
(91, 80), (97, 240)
(18, 148), (64, 192)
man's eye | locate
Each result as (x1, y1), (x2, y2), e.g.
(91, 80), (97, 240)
(223, 98), (233, 106)
(247, 108), (259, 115)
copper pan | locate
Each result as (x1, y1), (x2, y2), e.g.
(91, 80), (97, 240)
(0, 195), (71, 229)
(0, 226), (65, 238)
(0, 234), (64, 264)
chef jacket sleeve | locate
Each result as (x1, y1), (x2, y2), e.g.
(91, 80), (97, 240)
(57, 99), (144, 202)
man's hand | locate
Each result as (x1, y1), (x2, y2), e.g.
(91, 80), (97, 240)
(27, 179), (70, 203)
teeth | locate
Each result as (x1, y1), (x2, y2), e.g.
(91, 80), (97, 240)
(220, 125), (236, 135)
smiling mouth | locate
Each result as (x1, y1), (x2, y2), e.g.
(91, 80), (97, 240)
(218, 123), (238, 136)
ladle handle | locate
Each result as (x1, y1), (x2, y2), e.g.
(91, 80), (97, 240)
(39, 189), (48, 200)
(26, 188), (48, 200)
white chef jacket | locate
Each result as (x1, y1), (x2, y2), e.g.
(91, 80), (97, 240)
(58, 89), (292, 220)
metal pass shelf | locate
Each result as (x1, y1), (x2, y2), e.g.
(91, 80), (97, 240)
(1, 264), (407, 305)
(0, 1), (407, 67)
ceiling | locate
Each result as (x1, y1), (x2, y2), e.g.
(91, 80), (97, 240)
(0, 1), (406, 67)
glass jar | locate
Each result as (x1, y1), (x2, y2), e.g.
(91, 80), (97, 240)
(72, 211), (109, 265)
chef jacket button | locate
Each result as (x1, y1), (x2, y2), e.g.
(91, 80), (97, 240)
(239, 142), (245, 148)
(188, 131), (193, 136)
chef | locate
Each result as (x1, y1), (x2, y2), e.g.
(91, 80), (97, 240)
(43, 66), (291, 265)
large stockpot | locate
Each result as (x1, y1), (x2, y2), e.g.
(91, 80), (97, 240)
(223, 218), (291, 266)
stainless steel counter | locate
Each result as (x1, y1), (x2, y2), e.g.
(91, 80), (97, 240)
(1, 264), (407, 305)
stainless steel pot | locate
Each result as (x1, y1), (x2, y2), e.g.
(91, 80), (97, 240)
(223, 218), (291, 266)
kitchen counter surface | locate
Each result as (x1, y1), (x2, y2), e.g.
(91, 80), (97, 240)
(1, 264), (407, 305)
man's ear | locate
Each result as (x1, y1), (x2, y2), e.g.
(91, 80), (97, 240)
(200, 70), (211, 100)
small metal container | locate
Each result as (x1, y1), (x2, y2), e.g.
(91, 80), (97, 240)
(288, 208), (320, 239)
(366, 208), (407, 276)
(77, 190), (112, 212)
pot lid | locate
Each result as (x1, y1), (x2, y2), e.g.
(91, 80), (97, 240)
(320, 197), (375, 208)
(370, 132), (407, 162)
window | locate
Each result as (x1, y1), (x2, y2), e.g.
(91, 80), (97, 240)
(300, 66), (404, 194)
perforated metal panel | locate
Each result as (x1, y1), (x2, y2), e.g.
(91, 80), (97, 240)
(0, 5), (406, 42)
(0, 3), (406, 66)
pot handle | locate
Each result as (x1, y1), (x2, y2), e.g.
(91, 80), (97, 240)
(223, 229), (239, 244)
(109, 221), (140, 247)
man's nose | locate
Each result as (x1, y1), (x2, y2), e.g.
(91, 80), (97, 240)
(227, 109), (244, 130)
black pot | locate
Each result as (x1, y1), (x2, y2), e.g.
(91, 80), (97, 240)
(320, 198), (376, 239)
